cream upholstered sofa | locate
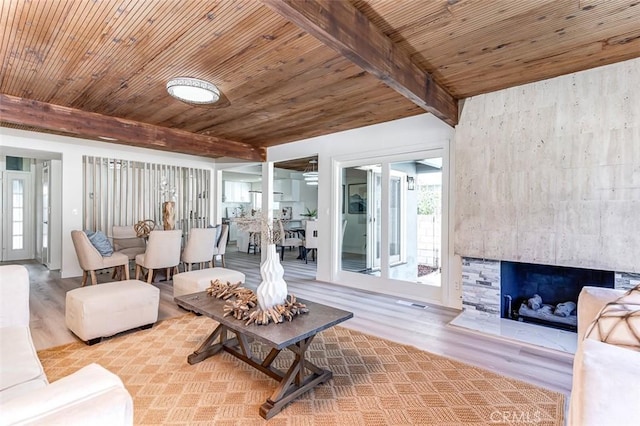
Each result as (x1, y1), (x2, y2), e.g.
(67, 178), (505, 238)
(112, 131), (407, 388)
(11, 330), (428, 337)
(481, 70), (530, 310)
(568, 286), (640, 426)
(0, 265), (133, 425)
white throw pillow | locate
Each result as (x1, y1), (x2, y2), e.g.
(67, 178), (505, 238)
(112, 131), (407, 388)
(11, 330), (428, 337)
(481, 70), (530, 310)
(585, 285), (640, 351)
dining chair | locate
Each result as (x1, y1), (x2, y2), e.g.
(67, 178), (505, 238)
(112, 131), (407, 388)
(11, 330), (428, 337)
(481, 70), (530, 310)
(181, 227), (216, 271)
(71, 230), (130, 286)
(135, 230), (182, 283)
(111, 226), (146, 279)
(112, 225), (146, 261)
(276, 220), (303, 261)
(212, 224), (229, 267)
(302, 220), (319, 263)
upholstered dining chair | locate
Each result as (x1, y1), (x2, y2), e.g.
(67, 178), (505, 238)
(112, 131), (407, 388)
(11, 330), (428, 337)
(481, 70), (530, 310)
(302, 220), (318, 263)
(111, 225), (146, 280)
(211, 224), (229, 267)
(276, 220), (303, 261)
(181, 227), (217, 271)
(135, 230), (182, 283)
(112, 225), (146, 261)
(71, 230), (130, 286)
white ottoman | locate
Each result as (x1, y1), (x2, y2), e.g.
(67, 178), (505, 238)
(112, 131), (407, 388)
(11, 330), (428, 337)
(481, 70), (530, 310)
(173, 268), (246, 298)
(66, 280), (159, 345)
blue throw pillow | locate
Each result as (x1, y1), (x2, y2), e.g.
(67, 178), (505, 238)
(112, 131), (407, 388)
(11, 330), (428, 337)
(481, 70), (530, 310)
(214, 225), (222, 246)
(208, 224), (223, 246)
(85, 230), (114, 256)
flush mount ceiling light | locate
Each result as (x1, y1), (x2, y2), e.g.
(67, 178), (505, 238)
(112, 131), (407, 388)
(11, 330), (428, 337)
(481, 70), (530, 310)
(166, 77), (220, 104)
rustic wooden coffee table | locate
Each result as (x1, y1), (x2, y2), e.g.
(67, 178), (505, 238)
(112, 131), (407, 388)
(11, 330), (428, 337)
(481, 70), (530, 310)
(174, 292), (353, 419)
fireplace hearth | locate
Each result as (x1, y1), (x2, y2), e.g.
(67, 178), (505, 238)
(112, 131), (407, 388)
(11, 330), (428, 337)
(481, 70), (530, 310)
(457, 257), (636, 353)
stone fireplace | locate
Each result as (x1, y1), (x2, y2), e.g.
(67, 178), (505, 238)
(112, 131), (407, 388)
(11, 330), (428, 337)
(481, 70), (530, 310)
(452, 257), (639, 353)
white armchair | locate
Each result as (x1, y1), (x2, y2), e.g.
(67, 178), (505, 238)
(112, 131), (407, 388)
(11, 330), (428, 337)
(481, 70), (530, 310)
(135, 230), (182, 283)
(0, 264), (133, 425)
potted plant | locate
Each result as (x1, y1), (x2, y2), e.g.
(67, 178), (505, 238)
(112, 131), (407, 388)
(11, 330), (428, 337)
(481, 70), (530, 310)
(301, 207), (317, 220)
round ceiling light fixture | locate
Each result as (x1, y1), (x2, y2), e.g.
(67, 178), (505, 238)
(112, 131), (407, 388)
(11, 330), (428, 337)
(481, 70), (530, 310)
(166, 77), (220, 104)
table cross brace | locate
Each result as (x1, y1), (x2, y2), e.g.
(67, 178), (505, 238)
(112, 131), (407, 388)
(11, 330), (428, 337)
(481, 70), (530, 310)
(187, 322), (332, 419)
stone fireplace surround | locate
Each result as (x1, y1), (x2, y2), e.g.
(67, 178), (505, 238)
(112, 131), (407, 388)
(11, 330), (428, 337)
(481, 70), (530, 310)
(450, 257), (639, 354)
(449, 57), (640, 354)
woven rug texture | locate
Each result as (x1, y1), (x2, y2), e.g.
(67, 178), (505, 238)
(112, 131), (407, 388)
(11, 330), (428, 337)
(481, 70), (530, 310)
(38, 314), (564, 425)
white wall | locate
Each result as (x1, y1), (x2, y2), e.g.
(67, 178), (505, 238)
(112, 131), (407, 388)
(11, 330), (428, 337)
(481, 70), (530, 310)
(454, 57), (640, 272)
(1, 112), (455, 304)
(0, 127), (216, 278)
(268, 114), (455, 305)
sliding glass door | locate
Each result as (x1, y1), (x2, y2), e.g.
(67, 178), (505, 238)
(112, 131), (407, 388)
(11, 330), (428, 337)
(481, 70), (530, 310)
(338, 150), (446, 302)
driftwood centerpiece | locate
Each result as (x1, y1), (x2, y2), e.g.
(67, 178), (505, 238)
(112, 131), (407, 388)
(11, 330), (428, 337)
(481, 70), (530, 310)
(206, 279), (308, 326)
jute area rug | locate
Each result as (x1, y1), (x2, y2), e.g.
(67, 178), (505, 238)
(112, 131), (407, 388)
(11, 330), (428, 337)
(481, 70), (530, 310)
(38, 314), (564, 425)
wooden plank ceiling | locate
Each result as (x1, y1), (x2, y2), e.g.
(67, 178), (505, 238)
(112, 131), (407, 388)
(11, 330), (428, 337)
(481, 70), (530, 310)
(1, 0), (639, 161)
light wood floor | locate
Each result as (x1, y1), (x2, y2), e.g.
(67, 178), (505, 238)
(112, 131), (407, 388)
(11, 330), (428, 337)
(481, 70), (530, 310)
(14, 246), (573, 407)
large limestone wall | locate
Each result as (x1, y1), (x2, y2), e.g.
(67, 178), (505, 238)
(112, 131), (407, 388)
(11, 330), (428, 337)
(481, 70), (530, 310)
(454, 57), (640, 272)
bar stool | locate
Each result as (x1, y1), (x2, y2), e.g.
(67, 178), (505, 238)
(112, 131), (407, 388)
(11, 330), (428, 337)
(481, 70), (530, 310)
(247, 231), (261, 254)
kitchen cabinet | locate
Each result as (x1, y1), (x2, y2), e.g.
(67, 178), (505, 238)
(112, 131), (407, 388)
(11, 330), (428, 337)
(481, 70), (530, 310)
(223, 181), (250, 202)
(274, 179), (300, 201)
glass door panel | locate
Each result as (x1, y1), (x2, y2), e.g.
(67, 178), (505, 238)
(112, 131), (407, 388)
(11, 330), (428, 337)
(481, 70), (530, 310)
(341, 164), (380, 274)
(389, 172), (403, 265)
(367, 169), (382, 271)
(3, 171), (33, 261)
(416, 158), (443, 287)
(386, 157), (443, 287)
(42, 163), (49, 265)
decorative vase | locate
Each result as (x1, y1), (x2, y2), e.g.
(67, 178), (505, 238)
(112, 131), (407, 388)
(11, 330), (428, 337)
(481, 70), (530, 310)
(162, 201), (175, 230)
(257, 244), (288, 311)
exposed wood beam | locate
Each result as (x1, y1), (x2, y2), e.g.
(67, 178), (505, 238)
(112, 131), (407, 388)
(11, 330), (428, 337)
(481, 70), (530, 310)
(0, 94), (265, 162)
(262, 0), (458, 126)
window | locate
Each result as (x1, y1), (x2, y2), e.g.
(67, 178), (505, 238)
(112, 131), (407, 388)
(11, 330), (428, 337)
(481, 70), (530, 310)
(12, 179), (24, 250)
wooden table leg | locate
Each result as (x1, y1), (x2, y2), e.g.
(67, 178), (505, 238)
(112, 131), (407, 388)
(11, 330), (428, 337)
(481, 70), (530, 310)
(187, 324), (227, 365)
(259, 335), (332, 420)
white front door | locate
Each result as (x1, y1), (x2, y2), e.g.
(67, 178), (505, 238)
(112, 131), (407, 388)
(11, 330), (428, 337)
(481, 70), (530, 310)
(2, 171), (34, 261)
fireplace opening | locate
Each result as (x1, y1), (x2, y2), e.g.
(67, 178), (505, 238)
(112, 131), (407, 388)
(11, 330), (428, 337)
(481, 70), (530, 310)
(500, 261), (614, 331)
